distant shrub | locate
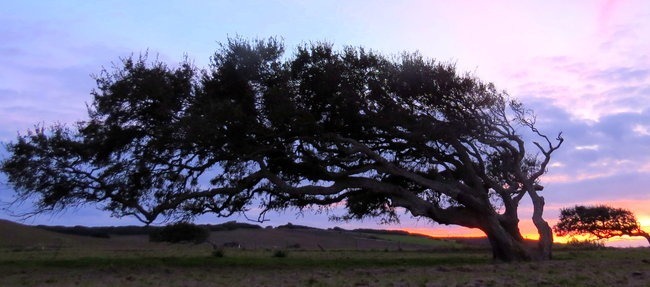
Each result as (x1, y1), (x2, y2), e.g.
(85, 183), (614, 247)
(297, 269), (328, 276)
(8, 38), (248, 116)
(149, 222), (209, 244)
(276, 222), (316, 230)
(272, 249), (288, 258)
(566, 238), (605, 250)
(286, 243), (301, 249)
(89, 232), (111, 238)
(207, 221), (262, 231)
(211, 248), (225, 258)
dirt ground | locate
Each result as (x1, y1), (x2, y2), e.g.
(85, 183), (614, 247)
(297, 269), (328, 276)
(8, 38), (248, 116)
(1, 220), (649, 286)
(1, 248), (649, 287)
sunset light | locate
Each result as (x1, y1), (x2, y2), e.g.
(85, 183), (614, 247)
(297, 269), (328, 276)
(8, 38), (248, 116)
(1, 0), (650, 248)
(3, 2), (650, 285)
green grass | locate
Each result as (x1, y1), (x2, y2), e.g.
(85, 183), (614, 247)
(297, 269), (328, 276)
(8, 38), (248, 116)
(4, 220), (648, 286)
(2, 245), (649, 286)
(0, 249), (489, 269)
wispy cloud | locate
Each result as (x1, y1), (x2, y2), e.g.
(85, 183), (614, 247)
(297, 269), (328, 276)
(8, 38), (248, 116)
(507, 9), (650, 122)
(575, 145), (600, 151)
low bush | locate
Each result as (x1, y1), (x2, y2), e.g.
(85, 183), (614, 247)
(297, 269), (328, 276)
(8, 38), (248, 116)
(565, 238), (605, 250)
(149, 222), (209, 244)
(211, 249), (225, 258)
(272, 249), (288, 258)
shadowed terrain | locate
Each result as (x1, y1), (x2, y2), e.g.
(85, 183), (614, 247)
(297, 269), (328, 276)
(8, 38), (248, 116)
(1, 219), (649, 286)
(0, 219), (467, 252)
(0, 219), (105, 248)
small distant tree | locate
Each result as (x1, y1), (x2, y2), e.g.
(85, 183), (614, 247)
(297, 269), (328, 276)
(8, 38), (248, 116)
(554, 205), (650, 244)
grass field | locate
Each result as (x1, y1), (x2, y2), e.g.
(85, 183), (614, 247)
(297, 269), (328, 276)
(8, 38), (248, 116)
(1, 220), (649, 286)
(1, 248), (649, 286)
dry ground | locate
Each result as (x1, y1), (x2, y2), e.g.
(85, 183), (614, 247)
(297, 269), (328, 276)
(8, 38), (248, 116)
(1, 249), (649, 286)
(1, 220), (649, 286)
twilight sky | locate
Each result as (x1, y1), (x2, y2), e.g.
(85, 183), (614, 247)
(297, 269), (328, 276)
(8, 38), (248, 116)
(1, 0), (649, 246)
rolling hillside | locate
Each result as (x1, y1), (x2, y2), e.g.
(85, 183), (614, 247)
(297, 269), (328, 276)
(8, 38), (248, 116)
(0, 219), (106, 248)
(0, 219), (481, 252)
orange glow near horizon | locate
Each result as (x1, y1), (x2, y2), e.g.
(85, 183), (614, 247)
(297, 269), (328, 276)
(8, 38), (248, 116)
(399, 202), (650, 247)
(401, 227), (485, 238)
(402, 227), (630, 245)
(402, 227), (544, 241)
(393, 199), (650, 245)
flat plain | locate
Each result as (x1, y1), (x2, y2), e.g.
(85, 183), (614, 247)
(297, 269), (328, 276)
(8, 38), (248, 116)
(1, 220), (649, 287)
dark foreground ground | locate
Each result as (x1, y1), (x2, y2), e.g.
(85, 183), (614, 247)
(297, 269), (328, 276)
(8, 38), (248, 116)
(1, 219), (649, 286)
(1, 248), (649, 286)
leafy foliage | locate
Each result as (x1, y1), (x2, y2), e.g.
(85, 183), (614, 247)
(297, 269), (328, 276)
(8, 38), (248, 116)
(1, 38), (563, 261)
(554, 205), (649, 243)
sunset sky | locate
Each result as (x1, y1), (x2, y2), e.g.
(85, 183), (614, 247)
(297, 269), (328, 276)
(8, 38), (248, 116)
(1, 1), (649, 246)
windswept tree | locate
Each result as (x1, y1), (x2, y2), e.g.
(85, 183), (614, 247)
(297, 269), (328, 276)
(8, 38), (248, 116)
(1, 38), (563, 261)
(555, 205), (650, 244)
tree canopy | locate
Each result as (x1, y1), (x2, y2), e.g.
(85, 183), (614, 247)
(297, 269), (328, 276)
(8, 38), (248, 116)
(554, 205), (650, 244)
(1, 38), (563, 261)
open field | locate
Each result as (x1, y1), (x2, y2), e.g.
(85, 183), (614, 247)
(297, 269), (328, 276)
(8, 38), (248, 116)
(2, 248), (649, 286)
(1, 220), (649, 286)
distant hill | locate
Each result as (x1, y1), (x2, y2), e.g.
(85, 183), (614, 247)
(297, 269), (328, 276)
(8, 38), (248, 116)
(0, 219), (490, 251)
(203, 227), (471, 251)
(34, 220), (263, 238)
(0, 219), (108, 248)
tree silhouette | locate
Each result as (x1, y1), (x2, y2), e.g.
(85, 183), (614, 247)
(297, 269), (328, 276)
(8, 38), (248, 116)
(1, 38), (563, 261)
(555, 205), (650, 244)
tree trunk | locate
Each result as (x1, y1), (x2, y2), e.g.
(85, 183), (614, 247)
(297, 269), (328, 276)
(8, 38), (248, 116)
(482, 215), (532, 262)
(498, 211), (524, 242)
(529, 190), (553, 260)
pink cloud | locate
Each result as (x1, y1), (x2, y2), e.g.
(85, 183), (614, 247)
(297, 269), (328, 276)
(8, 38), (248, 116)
(598, 0), (620, 34)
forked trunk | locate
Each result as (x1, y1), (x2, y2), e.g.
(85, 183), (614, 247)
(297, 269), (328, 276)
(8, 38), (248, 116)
(533, 219), (553, 259)
(482, 216), (532, 262)
(529, 190), (553, 260)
